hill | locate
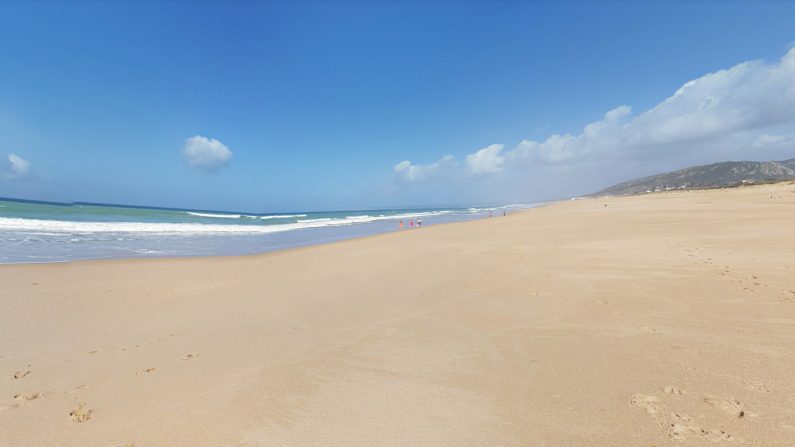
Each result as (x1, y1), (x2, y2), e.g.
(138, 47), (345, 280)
(593, 158), (795, 196)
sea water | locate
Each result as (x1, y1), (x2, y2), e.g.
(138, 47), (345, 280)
(0, 199), (532, 263)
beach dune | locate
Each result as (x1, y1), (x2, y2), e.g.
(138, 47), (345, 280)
(2, 183), (795, 446)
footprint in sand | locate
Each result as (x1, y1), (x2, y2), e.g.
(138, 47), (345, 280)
(703, 396), (747, 418)
(630, 393), (660, 415)
(182, 354), (199, 360)
(743, 379), (770, 393)
(13, 393), (42, 403)
(70, 403), (92, 423)
(661, 386), (684, 396)
(668, 423), (734, 443)
(65, 384), (89, 395)
(671, 412), (692, 423)
(632, 388), (736, 442)
(667, 422), (692, 441)
(702, 429), (734, 442)
(135, 367), (157, 375)
(13, 370), (30, 380)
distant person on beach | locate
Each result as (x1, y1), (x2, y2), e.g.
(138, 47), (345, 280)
(409, 219), (414, 228)
(417, 218), (422, 228)
(503, 210), (506, 217)
(489, 211), (492, 218)
(399, 220), (404, 230)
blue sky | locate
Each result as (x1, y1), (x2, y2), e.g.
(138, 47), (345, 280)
(1, 1), (795, 212)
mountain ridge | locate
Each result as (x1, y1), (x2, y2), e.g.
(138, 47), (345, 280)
(592, 157), (795, 196)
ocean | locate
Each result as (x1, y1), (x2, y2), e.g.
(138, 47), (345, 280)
(0, 198), (532, 263)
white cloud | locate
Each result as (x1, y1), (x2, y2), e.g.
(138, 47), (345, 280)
(9, 153), (30, 177)
(752, 133), (788, 148)
(1, 153), (33, 180)
(182, 135), (233, 172)
(394, 154), (454, 182)
(391, 47), (795, 197)
(465, 144), (506, 174)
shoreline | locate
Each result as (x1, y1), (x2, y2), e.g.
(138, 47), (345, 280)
(2, 183), (794, 446)
(0, 204), (543, 266)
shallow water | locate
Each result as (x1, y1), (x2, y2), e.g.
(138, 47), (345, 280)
(0, 199), (532, 263)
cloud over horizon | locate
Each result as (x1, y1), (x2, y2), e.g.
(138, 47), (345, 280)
(394, 155), (455, 183)
(182, 135), (233, 173)
(1, 153), (33, 180)
(393, 48), (795, 201)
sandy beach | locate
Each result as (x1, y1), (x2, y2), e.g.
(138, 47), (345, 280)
(2, 182), (795, 446)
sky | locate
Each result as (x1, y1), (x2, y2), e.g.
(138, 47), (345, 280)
(1, 1), (795, 212)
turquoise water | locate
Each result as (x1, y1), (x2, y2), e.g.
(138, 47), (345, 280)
(0, 198), (530, 263)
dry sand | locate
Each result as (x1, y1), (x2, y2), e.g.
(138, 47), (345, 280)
(2, 182), (795, 446)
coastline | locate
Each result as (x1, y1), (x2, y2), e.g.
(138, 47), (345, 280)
(2, 183), (795, 446)
(0, 203), (532, 264)
(0, 207), (532, 267)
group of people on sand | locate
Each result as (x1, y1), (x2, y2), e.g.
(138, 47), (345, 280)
(398, 218), (421, 230)
(399, 209), (508, 230)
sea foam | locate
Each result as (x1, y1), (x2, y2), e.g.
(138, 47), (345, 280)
(0, 209), (458, 236)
